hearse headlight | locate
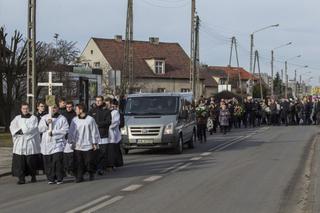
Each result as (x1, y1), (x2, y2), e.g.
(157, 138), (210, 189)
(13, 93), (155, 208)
(121, 127), (127, 135)
(164, 122), (174, 135)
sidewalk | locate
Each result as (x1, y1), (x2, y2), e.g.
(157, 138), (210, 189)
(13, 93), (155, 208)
(0, 147), (12, 177)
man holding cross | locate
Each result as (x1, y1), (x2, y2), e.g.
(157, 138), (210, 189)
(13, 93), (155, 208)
(38, 103), (69, 184)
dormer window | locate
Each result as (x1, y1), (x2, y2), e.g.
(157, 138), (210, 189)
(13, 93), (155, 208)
(155, 60), (165, 74)
(145, 58), (166, 74)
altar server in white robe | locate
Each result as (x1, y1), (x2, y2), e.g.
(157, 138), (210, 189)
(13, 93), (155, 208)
(10, 102), (41, 184)
(106, 99), (124, 170)
(39, 104), (69, 184)
(68, 103), (100, 183)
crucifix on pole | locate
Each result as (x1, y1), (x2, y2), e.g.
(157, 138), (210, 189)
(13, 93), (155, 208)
(38, 72), (63, 131)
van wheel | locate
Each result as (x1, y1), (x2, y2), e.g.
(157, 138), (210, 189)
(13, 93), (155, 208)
(174, 136), (183, 154)
(188, 131), (196, 149)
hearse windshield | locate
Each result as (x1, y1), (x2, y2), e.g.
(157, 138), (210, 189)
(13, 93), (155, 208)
(125, 96), (179, 116)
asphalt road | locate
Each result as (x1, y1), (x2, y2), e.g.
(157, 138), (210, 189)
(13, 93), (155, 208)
(0, 126), (318, 213)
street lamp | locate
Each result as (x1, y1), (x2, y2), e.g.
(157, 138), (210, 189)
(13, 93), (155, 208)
(250, 24), (279, 73)
(294, 65), (308, 98)
(299, 71), (312, 96)
(271, 42), (292, 97)
(284, 55), (302, 98)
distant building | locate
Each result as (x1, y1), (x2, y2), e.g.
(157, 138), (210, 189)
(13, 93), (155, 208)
(202, 66), (258, 95)
(254, 73), (272, 89)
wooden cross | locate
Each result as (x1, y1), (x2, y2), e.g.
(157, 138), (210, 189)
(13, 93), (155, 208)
(38, 72), (63, 132)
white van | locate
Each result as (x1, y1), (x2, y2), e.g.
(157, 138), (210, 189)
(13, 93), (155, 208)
(121, 93), (196, 154)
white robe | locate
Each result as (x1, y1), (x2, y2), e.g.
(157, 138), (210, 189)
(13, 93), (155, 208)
(68, 115), (101, 151)
(38, 114), (69, 155)
(9, 115), (41, 155)
(108, 110), (121, 144)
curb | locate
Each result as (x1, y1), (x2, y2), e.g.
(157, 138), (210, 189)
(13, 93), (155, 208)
(0, 171), (11, 178)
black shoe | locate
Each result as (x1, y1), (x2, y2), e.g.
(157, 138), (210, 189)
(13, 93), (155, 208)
(97, 170), (104, 176)
(89, 174), (95, 181)
(75, 178), (84, 183)
(56, 180), (63, 185)
(17, 179), (25, 185)
(31, 176), (37, 183)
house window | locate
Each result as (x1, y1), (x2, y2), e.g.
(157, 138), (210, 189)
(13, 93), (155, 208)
(181, 88), (190, 93)
(94, 62), (100, 68)
(157, 88), (166, 93)
(155, 61), (164, 74)
(220, 79), (226, 85)
(90, 50), (93, 54)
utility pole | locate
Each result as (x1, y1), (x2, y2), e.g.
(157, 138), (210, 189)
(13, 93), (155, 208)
(194, 15), (200, 99)
(190, 0), (196, 99)
(253, 50), (263, 99)
(227, 37), (233, 84)
(27, 0), (37, 113)
(285, 61), (288, 99)
(294, 69), (297, 98)
(123, 0), (133, 95)
(228, 36), (242, 96)
(299, 74), (302, 96)
(249, 34), (254, 74)
(280, 69), (283, 96)
(271, 50), (274, 97)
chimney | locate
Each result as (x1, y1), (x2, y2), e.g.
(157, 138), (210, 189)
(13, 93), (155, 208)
(149, 37), (159, 45)
(114, 35), (123, 42)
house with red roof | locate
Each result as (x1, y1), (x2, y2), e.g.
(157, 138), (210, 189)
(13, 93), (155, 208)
(79, 36), (208, 96)
(202, 65), (258, 95)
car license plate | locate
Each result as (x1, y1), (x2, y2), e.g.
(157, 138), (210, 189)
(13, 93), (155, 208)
(137, 139), (153, 144)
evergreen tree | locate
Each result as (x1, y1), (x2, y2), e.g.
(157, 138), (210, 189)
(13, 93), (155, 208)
(273, 72), (283, 97)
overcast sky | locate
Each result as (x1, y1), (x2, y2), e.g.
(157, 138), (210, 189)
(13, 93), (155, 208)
(1, 0), (320, 85)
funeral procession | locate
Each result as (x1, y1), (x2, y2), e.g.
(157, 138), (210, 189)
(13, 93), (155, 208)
(2, 1), (320, 213)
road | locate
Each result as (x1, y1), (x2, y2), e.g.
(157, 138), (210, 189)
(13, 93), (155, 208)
(0, 126), (319, 213)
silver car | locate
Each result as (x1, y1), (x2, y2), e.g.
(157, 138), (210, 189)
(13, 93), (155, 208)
(121, 93), (197, 154)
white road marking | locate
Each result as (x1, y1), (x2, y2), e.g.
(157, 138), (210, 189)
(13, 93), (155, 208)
(121, 184), (143, 192)
(208, 136), (244, 151)
(66, 195), (111, 213)
(171, 162), (193, 173)
(200, 152), (212, 156)
(214, 135), (251, 151)
(161, 162), (184, 173)
(143, 175), (163, 182)
(82, 196), (124, 213)
(190, 157), (202, 161)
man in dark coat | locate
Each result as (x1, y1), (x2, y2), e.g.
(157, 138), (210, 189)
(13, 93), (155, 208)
(280, 99), (290, 126)
(61, 101), (76, 176)
(58, 98), (67, 115)
(89, 96), (112, 175)
(35, 101), (47, 123)
(62, 101), (76, 125)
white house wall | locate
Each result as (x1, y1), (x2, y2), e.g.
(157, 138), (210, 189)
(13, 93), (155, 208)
(80, 38), (113, 94)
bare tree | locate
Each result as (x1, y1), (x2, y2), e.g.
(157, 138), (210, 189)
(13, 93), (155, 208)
(0, 27), (27, 130)
(0, 28), (80, 130)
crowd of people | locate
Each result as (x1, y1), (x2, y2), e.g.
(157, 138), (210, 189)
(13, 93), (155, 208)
(9, 96), (123, 185)
(9, 93), (320, 185)
(196, 95), (320, 141)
